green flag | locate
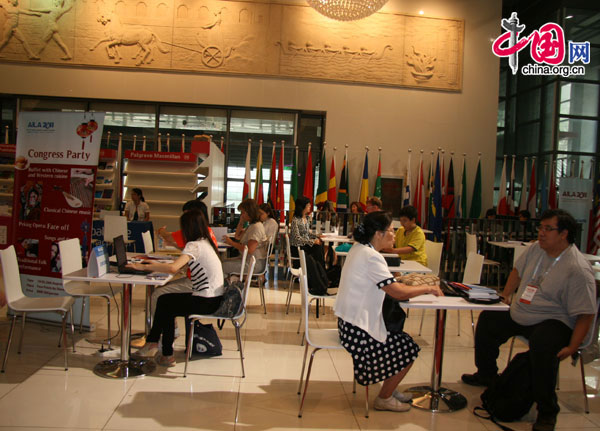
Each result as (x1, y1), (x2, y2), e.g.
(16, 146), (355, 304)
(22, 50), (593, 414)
(459, 158), (467, 218)
(469, 157), (482, 218)
(289, 146), (298, 214)
(315, 145), (328, 209)
(374, 152), (382, 199)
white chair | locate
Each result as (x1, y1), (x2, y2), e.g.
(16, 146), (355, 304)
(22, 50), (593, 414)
(231, 238), (273, 314)
(462, 252), (485, 337)
(284, 232), (301, 314)
(507, 297), (600, 414)
(104, 215), (135, 250)
(142, 230), (153, 253)
(59, 238), (120, 349)
(1, 246), (75, 372)
(418, 241), (444, 336)
(297, 266), (369, 418)
(512, 245), (528, 267)
(184, 255), (256, 378)
(466, 232), (500, 288)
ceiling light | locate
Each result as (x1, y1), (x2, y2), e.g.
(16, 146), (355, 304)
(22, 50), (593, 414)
(306, 0), (389, 21)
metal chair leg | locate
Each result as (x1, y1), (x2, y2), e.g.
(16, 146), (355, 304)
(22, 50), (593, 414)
(1, 314), (17, 372)
(259, 280), (267, 314)
(18, 312), (26, 354)
(234, 321), (245, 378)
(353, 378), (356, 393)
(79, 297), (86, 333)
(365, 385), (369, 418)
(297, 343), (310, 394)
(106, 297), (112, 349)
(61, 311), (68, 370)
(470, 310), (475, 338)
(418, 309), (425, 336)
(183, 318), (195, 377)
(285, 277), (295, 314)
(298, 347), (320, 417)
(579, 354), (589, 413)
(457, 310), (461, 336)
(70, 306), (76, 352)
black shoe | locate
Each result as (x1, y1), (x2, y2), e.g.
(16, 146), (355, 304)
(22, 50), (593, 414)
(532, 414), (557, 431)
(461, 372), (494, 387)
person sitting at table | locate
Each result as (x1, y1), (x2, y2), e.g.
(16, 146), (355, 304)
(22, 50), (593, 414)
(129, 209), (224, 367)
(259, 203), (279, 243)
(221, 199), (268, 276)
(350, 201), (364, 214)
(485, 207), (497, 220)
(461, 209), (596, 431)
(365, 196), (383, 213)
(519, 209), (531, 222)
(289, 196), (325, 269)
(157, 199), (217, 249)
(382, 205), (427, 267)
(124, 188), (150, 221)
(334, 211), (443, 412)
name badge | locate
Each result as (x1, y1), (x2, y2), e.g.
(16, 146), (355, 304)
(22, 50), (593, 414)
(519, 284), (538, 304)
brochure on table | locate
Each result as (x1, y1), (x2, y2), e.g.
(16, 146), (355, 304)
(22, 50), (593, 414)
(12, 112), (104, 327)
(87, 244), (108, 278)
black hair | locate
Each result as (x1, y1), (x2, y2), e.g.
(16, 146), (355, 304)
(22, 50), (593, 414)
(353, 211), (392, 244)
(238, 198), (261, 223)
(540, 209), (577, 244)
(182, 199), (209, 222)
(132, 188), (145, 202)
(259, 203), (275, 219)
(398, 205), (418, 221)
(519, 209), (531, 220)
(294, 196), (311, 218)
(180, 209), (218, 254)
(485, 208), (496, 218)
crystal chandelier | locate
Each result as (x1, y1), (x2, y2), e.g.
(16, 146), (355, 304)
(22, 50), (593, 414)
(306, 0), (388, 21)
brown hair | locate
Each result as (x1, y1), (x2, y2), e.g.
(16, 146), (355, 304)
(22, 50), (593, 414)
(238, 199), (261, 223)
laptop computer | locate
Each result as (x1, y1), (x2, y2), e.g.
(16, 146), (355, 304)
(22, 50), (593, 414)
(113, 235), (150, 275)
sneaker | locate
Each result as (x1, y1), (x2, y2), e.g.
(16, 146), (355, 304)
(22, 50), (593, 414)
(131, 343), (159, 359)
(155, 354), (176, 367)
(532, 414), (557, 431)
(392, 390), (413, 403)
(374, 396), (411, 412)
(461, 372), (495, 387)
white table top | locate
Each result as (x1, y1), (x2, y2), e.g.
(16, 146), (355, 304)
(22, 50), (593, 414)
(400, 294), (510, 311)
(63, 268), (173, 286)
(583, 253), (600, 262)
(336, 250), (397, 258)
(321, 234), (354, 243)
(389, 261), (432, 273)
(488, 240), (533, 248)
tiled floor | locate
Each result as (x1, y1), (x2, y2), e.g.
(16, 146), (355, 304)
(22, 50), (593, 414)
(0, 276), (598, 430)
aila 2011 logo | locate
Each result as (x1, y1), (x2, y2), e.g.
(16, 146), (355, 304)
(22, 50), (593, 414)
(492, 12), (590, 77)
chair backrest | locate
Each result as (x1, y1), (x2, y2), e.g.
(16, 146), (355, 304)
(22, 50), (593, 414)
(142, 230), (153, 253)
(512, 245), (528, 267)
(58, 238), (84, 294)
(0, 246), (26, 304)
(424, 240), (444, 276)
(238, 246), (249, 282)
(462, 252), (485, 284)
(299, 246), (307, 276)
(580, 296), (600, 350)
(99, 210), (120, 219)
(238, 256), (256, 318)
(104, 215), (128, 242)
(465, 232), (478, 256)
(285, 233), (295, 269)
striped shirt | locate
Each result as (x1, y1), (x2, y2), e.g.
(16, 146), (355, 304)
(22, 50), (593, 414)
(181, 239), (224, 297)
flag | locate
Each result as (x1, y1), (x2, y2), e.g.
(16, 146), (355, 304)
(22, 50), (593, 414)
(587, 161), (600, 254)
(426, 152), (434, 226)
(289, 145), (298, 215)
(540, 161), (549, 213)
(302, 144), (314, 203)
(508, 155), (516, 215)
(328, 152), (337, 210)
(402, 151), (410, 206)
(277, 143), (285, 222)
(359, 150), (369, 210)
(315, 146), (328, 209)
(548, 159), (557, 209)
(254, 141), (264, 205)
(456, 156), (467, 218)
(242, 141), (251, 201)
(428, 154), (443, 241)
(413, 153), (425, 224)
(469, 156), (482, 218)
(527, 157), (537, 217)
(515, 157), (527, 214)
(441, 152), (446, 205)
(268, 143), (277, 207)
(497, 155), (509, 215)
(375, 151), (383, 199)
(337, 148), (349, 212)
(444, 156), (455, 218)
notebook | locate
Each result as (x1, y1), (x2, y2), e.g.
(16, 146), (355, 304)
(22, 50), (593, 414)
(113, 235), (150, 275)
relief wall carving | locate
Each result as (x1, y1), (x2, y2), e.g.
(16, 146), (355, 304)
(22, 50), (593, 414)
(0, 0), (464, 91)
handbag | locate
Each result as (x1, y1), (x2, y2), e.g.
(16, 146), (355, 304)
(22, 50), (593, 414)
(381, 294), (406, 333)
(190, 322), (223, 358)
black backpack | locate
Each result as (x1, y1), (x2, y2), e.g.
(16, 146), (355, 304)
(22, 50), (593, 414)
(474, 351), (534, 430)
(305, 254), (329, 295)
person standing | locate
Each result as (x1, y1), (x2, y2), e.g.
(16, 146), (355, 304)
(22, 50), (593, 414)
(124, 188), (150, 221)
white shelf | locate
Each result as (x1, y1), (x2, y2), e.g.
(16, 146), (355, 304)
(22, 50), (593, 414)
(95, 197), (112, 203)
(97, 169), (113, 175)
(146, 199), (187, 205)
(124, 169), (193, 177)
(95, 183), (114, 189)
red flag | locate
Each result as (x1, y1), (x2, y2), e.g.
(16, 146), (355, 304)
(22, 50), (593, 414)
(303, 145), (314, 203)
(497, 155), (509, 215)
(268, 143), (277, 208)
(527, 157), (537, 217)
(548, 160), (557, 209)
(242, 142), (251, 201)
(413, 153), (425, 224)
(277, 144), (285, 222)
(328, 153), (337, 209)
(508, 155), (516, 215)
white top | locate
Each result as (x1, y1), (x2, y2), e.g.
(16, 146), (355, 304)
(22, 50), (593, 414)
(334, 243), (396, 343)
(241, 222), (268, 260)
(181, 239), (224, 297)
(124, 200), (150, 221)
(263, 218), (279, 243)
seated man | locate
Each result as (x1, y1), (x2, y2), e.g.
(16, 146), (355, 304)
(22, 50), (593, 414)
(365, 196), (382, 213)
(461, 209), (596, 431)
(382, 205), (427, 267)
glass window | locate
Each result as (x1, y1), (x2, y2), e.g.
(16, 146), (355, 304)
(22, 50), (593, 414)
(89, 102), (156, 151)
(158, 106), (227, 153)
(557, 118), (598, 153)
(20, 98), (87, 112)
(564, 9), (600, 44)
(497, 100), (505, 128)
(516, 122), (540, 154)
(559, 82), (599, 117)
(516, 88), (541, 125)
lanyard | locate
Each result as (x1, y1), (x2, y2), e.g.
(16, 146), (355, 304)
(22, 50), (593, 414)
(529, 245), (570, 286)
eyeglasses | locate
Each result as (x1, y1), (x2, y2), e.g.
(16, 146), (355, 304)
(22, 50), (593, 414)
(380, 228), (395, 234)
(537, 225), (560, 233)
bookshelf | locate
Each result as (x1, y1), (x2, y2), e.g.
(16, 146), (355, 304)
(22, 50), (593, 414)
(93, 148), (120, 219)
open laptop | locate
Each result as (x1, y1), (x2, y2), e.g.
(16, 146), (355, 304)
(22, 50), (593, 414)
(113, 235), (150, 275)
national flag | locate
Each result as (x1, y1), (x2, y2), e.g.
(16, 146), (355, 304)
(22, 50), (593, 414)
(242, 141), (251, 201)
(315, 145), (328, 209)
(289, 145), (298, 215)
(456, 156), (467, 218)
(254, 141), (264, 205)
(441, 152), (446, 204)
(515, 157), (527, 214)
(508, 155), (516, 215)
(426, 152), (434, 225)
(527, 157), (537, 217)
(428, 154), (443, 241)
(469, 155), (482, 219)
(302, 144), (314, 203)
(587, 161), (600, 254)
(497, 155), (509, 215)
(413, 152), (425, 223)
(359, 150), (369, 210)
(277, 143), (285, 222)
(402, 150), (410, 206)
(267, 143), (277, 207)
(337, 148), (349, 211)
(540, 161), (549, 213)
(548, 159), (557, 209)
(328, 152), (337, 210)
(444, 156), (455, 218)
(375, 151), (383, 199)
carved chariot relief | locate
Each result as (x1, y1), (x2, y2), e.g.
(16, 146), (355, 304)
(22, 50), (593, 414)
(0, 0), (464, 91)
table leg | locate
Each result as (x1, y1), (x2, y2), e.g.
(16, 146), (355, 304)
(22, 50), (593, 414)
(93, 283), (156, 379)
(407, 309), (467, 412)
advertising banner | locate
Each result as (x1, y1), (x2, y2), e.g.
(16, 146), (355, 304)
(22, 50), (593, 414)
(559, 177), (593, 251)
(12, 112), (104, 326)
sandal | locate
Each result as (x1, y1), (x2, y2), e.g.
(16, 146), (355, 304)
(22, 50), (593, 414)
(155, 354), (176, 367)
(131, 343), (159, 359)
